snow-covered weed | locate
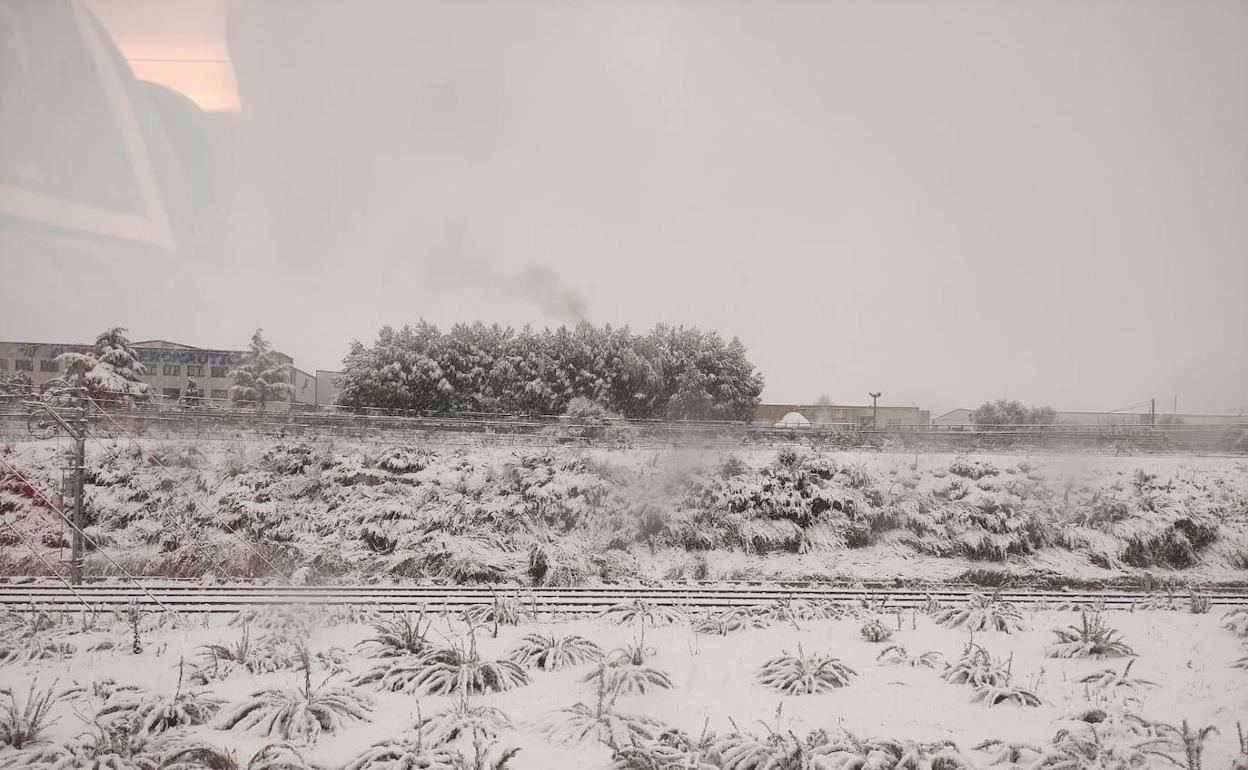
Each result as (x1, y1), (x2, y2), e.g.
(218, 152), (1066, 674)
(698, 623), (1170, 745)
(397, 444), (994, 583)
(506, 633), (603, 671)
(755, 644), (856, 694)
(1033, 708), (1181, 769)
(814, 732), (974, 769)
(600, 599), (687, 627)
(709, 727), (833, 770)
(359, 636), (529, 696)
(1046, 612), (1134, 658)
(859, 618), (893, 643)
(96, 663), (223, 734)
(217, 651), (373, 742)
(357, 610), (432, 658)
(1078, 659), (1156, 694)
(539, 702), (664, 750)
(943, 643), (1009, 689)
(969, 683), (1041, 707)
(196, 626), (301, 680)
(0, 680), (79, 749)
(1222, 607), (1248, 638)
(931, 593), (1025, 633)
(876, 644), (941, 669)
(693, 609), (771, 635)
(462, 595), (529, 628)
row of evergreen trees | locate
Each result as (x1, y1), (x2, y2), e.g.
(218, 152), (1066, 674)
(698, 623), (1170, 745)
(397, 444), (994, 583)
(335, 321), (765, 420)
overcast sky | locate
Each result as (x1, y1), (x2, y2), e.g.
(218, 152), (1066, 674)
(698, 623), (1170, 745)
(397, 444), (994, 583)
(3, 0), (1246, 416)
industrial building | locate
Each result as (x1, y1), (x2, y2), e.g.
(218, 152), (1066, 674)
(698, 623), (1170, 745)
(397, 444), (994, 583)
(934, 407), (1246, 427)
(0, 339), (312, 407)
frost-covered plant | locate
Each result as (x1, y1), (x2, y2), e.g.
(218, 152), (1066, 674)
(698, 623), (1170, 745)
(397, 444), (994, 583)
(709, 727), (832, 770)
(196, 626), (301, 680)
(540, 663), (664, 750)
(506, 634), (603, 671)
(600, 599), (687, 627)
(693, 609), (771, 635)
(1187, 588), (1212, 614)
(97, 661), (224, 734)
(418, 699), (513, 748)
(217, 649), (373, 742)
(228, 606), (316, 634)
(1222, 607), (1248, 638)
(1169, 720), (1217, 770)
(157, 738), (320, 770)
(357, 609), (432, 658)
(943, 643), (1009, 688)
(1046, 612), (1134, 658)
(1234, 645), (1248, 671)
(1033, 709), (1181, 769)
(359, 636), (529, 696)
(970, 683), (1041, 707)
(931, 593), (1025, 633)
(581, 631), (674, 696)
(972, 738), (1045, 768)
(462, 595), (528, 628)
(859, 619), (893, 643)
(0, 636), (76, 665)
(755, 644), (856, 694)
(0, 680), (79, 749)
(1233, 723), (1248, 770)
(341, 736), (458, 770)
(876, 644), (941, 669)
(750, 598), (842, 626)
(814, 731), (973, 769)
(1078, 659), (1156, 694)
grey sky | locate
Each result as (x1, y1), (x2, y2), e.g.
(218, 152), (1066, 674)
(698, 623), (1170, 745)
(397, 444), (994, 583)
(3, 0), (1245, 416)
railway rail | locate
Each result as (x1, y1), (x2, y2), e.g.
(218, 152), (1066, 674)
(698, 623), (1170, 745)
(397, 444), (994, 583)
(2, 582), (1245, 614)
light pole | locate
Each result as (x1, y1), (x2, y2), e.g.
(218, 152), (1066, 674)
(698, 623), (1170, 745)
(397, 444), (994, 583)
(869, 392), (882, 428)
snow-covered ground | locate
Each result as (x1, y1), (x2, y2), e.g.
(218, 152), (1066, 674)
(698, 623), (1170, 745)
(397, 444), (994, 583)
(1, 600), (1246, 768)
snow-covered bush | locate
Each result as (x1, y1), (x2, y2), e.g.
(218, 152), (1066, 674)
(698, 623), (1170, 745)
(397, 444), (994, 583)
(1046, 612), (1135, 658)
(539, 702), (664, 750)
(359, 637), (529, 697)
(859, 618), (893, 643)
(0, 680), (79, 750)
(1033, 708), (1181, 769)
(931, 593), (1025, 633)
(506, 634), (603, 671)
(1078, 659), (1155, 694)
(462, 594), (529, 627)
(708, 728), (832, 770)
(876, 645), (941, 669)
(418, 700), (513, 748)
(96, 672), (223, 734)
(943, 644), (1009, 689)
(356, 610), (431, 658)
(693, 609), (771, 636)
(1223, 607), (1248, 638)
(217, 654), (373, 743)
(814, 732), (973, 769)
(600, 600), (687, 627)
(969, 682), (1041, 707)
(755, 645), (856, 694)
(196, 627), (301, 680)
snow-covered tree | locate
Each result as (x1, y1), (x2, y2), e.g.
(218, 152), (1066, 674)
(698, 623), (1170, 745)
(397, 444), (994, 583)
(55, 327), (153, 405)
(179, 378), (204, 409)
(229, 329), (293, 410)
(969, 399), (1057, 426)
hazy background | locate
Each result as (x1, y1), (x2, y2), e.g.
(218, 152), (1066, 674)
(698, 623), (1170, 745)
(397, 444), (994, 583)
(3, 0), (1246, 416)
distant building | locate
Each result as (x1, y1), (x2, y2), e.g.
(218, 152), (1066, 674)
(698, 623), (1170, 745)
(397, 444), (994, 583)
(934, 407), (1245, 427)
(753, 403), (930, 427)
(315, 370), (344, 407)
(0, 339), (311, 407)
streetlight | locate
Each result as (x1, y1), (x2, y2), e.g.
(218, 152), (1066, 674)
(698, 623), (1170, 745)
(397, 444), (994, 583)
(868, 392), (882, 428)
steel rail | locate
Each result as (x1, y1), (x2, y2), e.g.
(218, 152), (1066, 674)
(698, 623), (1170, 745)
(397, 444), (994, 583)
(1, 583), (1243, 613)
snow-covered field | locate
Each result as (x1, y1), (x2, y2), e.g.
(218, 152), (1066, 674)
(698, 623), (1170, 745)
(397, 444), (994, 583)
(2, 598), (1247, 768)
(4, 438), (1248, 586)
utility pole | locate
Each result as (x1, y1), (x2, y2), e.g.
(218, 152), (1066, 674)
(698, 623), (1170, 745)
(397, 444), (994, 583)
(1149, 398), (1155, 427)
(869, 392), (882, 429)
(69, 378), (87, 584)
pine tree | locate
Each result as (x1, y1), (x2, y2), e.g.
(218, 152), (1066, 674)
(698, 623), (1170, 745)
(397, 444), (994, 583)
(55, 327), (153, 405)
(229, 329), (293, 409)
(178, 378), (204, 409)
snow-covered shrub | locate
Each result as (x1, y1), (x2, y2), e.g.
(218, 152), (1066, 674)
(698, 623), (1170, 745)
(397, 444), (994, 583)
(755, 644), (856, 694)
(0, 680), (79, 750)
(389, 532), (515, 583)
(581, 633), (674, 696)
(948, 457), (999, 480)
(539, 702), (664, 750)
(943, 644), (1009, 689)
(96, 672), (223, 734)
(611, 734), (717, 770)
(340, 737), (458, 770)
(357, 610), (431, 658)
(876, 645), (941, 669)
(600, 600), (687, 627)
(693, 609), (771, 636)
(1187, 587), (1212, 614)
(1046, 612), (1134, 658)
(1078, 659), (1156, 694)
(1223, 607), (1248, 638)
(969, 683), (1041, 707)
(859, 618), (893, 643)
(506, 634), (603, 671)
(359, 637), (529, 697)
(1234, 645), (1248, 671)
(217, 654), (373, 742)
(931, 593), (1025, 633)
(708, 728), (833, 770)
(814, 732), (973, 769)
(1034, 709), (1181, 769)
(418, 700), (513, 748)
(751, 598), (842, 625)
(462, 594), (530, 628)
(196, 627), (301, 680)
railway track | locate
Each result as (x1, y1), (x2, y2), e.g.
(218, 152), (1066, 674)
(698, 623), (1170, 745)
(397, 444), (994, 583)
(2, 582), (1245, 614)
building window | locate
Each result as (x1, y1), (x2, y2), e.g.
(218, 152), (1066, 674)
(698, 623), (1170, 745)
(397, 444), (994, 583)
(15, 359), (33, 372)
(163, 364), (180, 377)
(162, 388), (181, 400)
(211, 389), (228, 400)
(187, 365), (203, 377)
(39, 360), (59, 372)
(211, 365), (229, 378)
